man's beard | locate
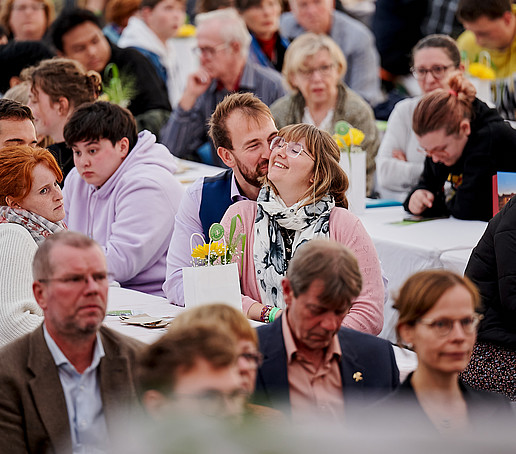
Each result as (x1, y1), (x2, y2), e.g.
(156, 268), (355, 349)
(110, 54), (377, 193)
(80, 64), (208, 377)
(235, 158), (269, 188)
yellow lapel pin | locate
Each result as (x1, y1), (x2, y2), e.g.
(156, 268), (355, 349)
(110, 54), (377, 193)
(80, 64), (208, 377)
(353, 372), (363, 382)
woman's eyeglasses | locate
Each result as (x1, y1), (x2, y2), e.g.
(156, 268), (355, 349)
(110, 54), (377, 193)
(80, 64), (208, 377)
(417, 314), (483, 337)
(270, 136), (314, 160)
(410, 64), (454, 80)
(297, 63), (335, 79)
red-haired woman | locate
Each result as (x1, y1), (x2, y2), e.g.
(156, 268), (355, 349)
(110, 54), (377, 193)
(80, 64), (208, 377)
(0, 145), (66, 347)
(404, 72), (516, 221)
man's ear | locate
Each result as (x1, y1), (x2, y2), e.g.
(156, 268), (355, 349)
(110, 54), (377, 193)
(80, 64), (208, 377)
(217, 146), (236, 168)
(9, 75), (21, 88)
(282, 278), (293, 308)
(117, 137), (130, 159)
(142, 389), (170, 420)
(502, 10), (513, 27)
(33, 281), (47, 311)
(140, 6), (152, 23)
(229, 40), (240, 55)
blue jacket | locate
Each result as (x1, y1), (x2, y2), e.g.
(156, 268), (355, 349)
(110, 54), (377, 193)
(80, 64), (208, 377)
(254, 315), (399, 413)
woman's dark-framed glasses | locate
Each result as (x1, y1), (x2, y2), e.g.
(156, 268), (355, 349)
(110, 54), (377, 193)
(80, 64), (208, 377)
(410, 64), (454, 80)
(417, 313), (483, 337)
(270, 136), (313, 159)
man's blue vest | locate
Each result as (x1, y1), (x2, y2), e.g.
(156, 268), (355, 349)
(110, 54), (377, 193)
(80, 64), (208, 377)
(199, 169), (234, 239)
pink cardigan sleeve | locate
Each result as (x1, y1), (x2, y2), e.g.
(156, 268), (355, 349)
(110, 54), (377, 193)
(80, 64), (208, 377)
(330, 208), (384, 335)
(220, 201), (261, 315)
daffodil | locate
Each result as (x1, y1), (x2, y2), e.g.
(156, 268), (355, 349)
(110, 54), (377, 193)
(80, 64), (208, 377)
(469, 62), (496, 80)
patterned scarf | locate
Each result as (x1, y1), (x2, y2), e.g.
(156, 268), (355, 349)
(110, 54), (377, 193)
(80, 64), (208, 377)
(0, 206), (66, 245)
(254, 185), (334, 308)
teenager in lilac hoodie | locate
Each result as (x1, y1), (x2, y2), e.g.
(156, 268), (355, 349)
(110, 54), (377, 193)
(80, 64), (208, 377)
(62, 101), (183, 296)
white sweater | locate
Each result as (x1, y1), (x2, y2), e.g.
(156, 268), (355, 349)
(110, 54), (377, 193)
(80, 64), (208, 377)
(0, 223), (43, 346)
(375, 96), (426, 201)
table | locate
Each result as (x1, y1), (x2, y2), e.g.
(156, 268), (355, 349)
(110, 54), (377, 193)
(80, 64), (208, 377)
(357, 206), (488, 342)
(174, 158), (222, 186)
(104, 286), (417, 379)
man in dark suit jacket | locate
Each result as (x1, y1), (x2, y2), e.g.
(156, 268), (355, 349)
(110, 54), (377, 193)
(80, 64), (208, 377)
(254, 239), (399, 419)
(0, 231), (142, 453)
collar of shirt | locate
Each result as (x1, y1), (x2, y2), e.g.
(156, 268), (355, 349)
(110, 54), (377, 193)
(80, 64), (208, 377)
(231, 172), (249, 202)
(281, 310), (342, 367)
(43, 323), (105, 374)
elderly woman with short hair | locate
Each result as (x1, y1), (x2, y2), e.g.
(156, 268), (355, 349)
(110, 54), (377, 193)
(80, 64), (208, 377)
(270, 32), (380, 195)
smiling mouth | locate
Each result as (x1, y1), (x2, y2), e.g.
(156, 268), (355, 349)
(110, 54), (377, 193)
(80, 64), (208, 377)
(273, 162), (287, 169)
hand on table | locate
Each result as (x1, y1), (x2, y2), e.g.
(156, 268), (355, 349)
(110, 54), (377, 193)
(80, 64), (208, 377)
(408, 189), (434, 215)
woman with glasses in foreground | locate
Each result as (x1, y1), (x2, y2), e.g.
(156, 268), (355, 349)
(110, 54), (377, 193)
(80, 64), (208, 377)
(221, 123), (384, 334)
(376, 34), (463, 202)
(385, 270), (510, 433)
(404, 71), (516, 221)
(0, 145), (66, 346)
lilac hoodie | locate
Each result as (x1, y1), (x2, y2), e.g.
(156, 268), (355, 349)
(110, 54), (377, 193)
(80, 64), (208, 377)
(63, 130), (184, 296)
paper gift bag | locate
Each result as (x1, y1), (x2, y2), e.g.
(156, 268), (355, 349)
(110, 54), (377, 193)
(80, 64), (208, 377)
(339, 150), (366, 214)
(183, 262), (242, 310)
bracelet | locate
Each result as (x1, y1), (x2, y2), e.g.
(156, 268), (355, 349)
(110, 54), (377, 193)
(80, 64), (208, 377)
(260, 305), (272, 323)
(268, 307), (280, 323)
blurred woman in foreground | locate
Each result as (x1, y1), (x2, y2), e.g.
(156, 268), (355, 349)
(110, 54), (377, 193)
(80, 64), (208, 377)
(385, 270), (510, 433)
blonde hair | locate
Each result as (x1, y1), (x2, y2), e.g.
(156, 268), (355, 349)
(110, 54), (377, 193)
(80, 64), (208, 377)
(282, 33), (346, 92)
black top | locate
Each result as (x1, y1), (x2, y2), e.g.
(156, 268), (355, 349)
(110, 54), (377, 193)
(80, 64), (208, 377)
(47, 141), (74, 185)
(404, 99), (516, 221)
(107, 41), (171, 118)
(466, 196), (516, 348)
(379, 372), (512, 432)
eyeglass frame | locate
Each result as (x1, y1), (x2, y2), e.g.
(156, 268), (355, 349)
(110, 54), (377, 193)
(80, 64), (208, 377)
(417, 313), (483, 337)
(238, 351), (263, 368)
(173, 388), (247, 415)
(192, 42), (229, 58)
(410, 64), (455, 80)
(270, 136), (314, 160)
(11, 2), (46, 12)
(297, 63), (336, 79)
(38, 272), (112, 288)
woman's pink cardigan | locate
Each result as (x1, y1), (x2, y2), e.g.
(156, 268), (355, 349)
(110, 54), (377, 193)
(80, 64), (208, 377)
(221, 201), (384, 335)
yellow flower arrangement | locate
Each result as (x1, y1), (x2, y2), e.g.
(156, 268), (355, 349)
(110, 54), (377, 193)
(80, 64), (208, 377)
(191, 241), (226, 261)
(176, 24), (196, 38)
(190, 216), (246, 267)
(332, 121), (365, 153)
(468, 62), (495, 81)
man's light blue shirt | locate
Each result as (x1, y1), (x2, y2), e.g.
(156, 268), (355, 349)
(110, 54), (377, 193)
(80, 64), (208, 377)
(43, 324), (108, 454)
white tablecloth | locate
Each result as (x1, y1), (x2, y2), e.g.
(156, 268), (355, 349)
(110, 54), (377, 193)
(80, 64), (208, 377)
(357, 207), (488, 342)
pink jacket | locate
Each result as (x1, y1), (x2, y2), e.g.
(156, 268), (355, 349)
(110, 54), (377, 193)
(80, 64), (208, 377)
(221, 201), (384, 335)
